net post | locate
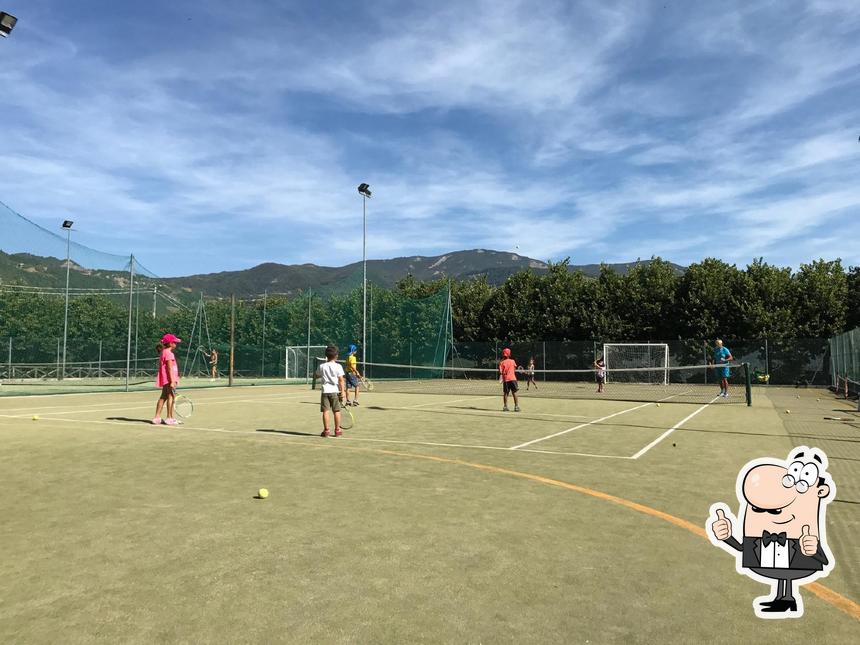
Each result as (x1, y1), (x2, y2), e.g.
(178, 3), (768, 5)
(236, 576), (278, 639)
(744, 362), (752, 406)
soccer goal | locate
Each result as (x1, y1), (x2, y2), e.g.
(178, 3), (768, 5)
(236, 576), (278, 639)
(285, 345), (328, 382)
(602, 343), (669, 385)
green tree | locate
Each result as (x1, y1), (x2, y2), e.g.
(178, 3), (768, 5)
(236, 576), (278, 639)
(846, 266), (860, 330)
(793, 259), (847, 338)
(742, 259), (796, 339)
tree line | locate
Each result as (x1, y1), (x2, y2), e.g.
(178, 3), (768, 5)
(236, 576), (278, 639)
(1, 257), (858, 367)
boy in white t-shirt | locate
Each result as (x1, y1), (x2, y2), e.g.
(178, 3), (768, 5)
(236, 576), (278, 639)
(319, 345), (347, 437)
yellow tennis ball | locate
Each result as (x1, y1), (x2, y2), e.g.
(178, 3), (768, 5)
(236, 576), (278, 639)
(257, 488), (269, 499)
(656, 403), (661, 407)
(32, 415), (39, 421)
(817, 398), (821, 402)
(785, 410), (791, 414)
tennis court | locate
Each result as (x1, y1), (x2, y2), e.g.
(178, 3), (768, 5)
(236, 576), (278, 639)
(1, 382), (858, 643)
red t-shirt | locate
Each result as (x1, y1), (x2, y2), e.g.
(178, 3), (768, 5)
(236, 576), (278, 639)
(499, 358), (517, 382)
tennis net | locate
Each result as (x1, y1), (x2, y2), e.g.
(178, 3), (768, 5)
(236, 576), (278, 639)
(315, 360), (752, 405)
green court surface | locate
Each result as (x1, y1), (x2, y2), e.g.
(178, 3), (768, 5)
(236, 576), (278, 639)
(1, 384), (858, 643)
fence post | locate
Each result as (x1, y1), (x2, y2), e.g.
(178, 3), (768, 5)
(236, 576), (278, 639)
(56, 338), (61, 380)
(6, 337), (11, 380)
(542, 340), (546, 381)
(764, 338), (769, 384)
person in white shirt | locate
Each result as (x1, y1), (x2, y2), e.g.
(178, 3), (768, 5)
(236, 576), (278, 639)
(318, 345), (346, 438)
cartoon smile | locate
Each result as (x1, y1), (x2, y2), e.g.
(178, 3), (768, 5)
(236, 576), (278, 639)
(772, 514), (795, 525)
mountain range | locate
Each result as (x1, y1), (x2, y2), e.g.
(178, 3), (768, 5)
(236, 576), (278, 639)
(0, 249), (684, 300)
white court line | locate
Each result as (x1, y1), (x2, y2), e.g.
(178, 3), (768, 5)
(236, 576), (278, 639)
(630, 396), (719, 460)
(398, 395), (498, 409)
(0, 382), (310, 402)
(509, 401), (653, 450)
(8, 414), (629, 459)
(0, 390), (314, 416)
(339, 435), (630, 459)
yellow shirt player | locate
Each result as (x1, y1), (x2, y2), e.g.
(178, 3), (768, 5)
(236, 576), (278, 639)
(344, 344), (362, 406)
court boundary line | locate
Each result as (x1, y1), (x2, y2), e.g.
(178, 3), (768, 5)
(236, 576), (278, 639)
(5, 416), (855, 622)
(630, 396), (720, 459)
(0, 414), (633, 459)
(509, 401), (653, 450)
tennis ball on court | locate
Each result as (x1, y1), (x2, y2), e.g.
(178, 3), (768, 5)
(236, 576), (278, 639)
(817, 398), (821, 402)
(32, 415), (39, 421)
(656, 403), (661, 407)
(785, 410), (791, 414)
(257, 488), (269, 499)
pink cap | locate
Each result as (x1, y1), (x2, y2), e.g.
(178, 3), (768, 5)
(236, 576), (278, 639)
(161, 333), (182, 345)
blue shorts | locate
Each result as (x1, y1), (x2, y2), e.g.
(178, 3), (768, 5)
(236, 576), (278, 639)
(346, 373), (360, 388)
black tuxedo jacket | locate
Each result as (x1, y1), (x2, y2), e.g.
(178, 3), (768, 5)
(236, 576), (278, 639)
(724, 535), (828, 571)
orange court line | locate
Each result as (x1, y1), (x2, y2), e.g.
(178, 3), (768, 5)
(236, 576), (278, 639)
(363, 446), (860, 623)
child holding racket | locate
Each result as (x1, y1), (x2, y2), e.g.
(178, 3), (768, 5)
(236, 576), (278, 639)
(319, 345), (347, 437)
(152, 333), (182, 426)
(344, 343), (362, 406)
(499, 348), (520, 412)
(525, 356), (537, 390)
(594, 355), (606, 393)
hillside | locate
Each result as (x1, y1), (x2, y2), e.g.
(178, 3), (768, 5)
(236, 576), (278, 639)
(0, 249), (685, 299)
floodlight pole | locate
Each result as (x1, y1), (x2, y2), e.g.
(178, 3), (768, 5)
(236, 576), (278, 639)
(61, 225), (72, 380)
(362, 193), (367, 374)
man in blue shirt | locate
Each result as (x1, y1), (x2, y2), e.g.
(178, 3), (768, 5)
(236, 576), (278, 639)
(713, 339), (734, 398)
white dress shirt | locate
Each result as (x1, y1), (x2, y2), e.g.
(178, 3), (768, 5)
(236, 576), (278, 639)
(760, 539), (790, 568)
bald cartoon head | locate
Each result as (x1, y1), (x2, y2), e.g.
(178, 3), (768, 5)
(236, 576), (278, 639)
(741, 451), (831, 539)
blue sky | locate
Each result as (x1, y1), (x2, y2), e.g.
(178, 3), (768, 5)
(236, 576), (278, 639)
(1, 0), (859, 277)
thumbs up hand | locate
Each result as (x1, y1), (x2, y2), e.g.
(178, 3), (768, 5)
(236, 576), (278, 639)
(712, 507), (732, 541)
(800, 524), (819, 556)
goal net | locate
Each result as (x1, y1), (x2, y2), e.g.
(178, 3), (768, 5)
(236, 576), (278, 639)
(285, 345), (327, 382)
(602, 343), (669, 385)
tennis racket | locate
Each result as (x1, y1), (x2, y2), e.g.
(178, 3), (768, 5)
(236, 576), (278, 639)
(360, 376), (374, 391)
(174, 394), (194, 420)
(339, 405), (355, 430)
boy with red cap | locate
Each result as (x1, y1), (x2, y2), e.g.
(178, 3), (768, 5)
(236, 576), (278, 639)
(499, 347), (520, 412)
(153, 333), (181, 426)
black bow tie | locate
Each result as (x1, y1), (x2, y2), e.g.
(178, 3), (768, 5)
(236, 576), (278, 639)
(762, 530), (787, 547)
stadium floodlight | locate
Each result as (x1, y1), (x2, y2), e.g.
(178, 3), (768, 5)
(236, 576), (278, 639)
(61, 220), (74, 380)
(0, 12), (17, 37)
(357, 183), (371, 372)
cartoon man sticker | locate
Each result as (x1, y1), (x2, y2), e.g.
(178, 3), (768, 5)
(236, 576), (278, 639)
(707, 446), (836, 618)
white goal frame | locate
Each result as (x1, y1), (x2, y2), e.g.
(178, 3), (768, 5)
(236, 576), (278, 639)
(602, 343), (669, 385)
(285, 345), (328, 382)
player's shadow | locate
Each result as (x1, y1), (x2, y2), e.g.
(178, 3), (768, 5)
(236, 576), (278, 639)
(106, 417), (154, 424)
(257, 428), (318, 437)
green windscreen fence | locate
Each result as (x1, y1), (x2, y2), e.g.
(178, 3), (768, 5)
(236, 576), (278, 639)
(830, 327), (859, 399)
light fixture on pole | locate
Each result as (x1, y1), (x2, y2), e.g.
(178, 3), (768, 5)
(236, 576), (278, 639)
(0, 12), (17, 37)
(357, 183), (371, 372)
(61, 220), (74, 380)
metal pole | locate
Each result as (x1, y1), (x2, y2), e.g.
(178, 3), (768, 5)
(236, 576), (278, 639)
(125, 255), (135, 392)
(56, 338), (60, 377)
(764, 338), (769, 383)
(61, 226), (71, 380)
(369, 282), (373, 376)
(362, 194), (367, 374)
(261, 290), (267, 377)
(229, 294), (235, 386)
(6, 337), (11, 380)
(98, 340), (102, 377)
(152, 285), (157, 318)
(306, 289), (312, 383)
(134, 286), (140, 377)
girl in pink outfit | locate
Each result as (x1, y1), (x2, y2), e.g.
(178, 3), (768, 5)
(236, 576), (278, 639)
(153, 333), (182, 425)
